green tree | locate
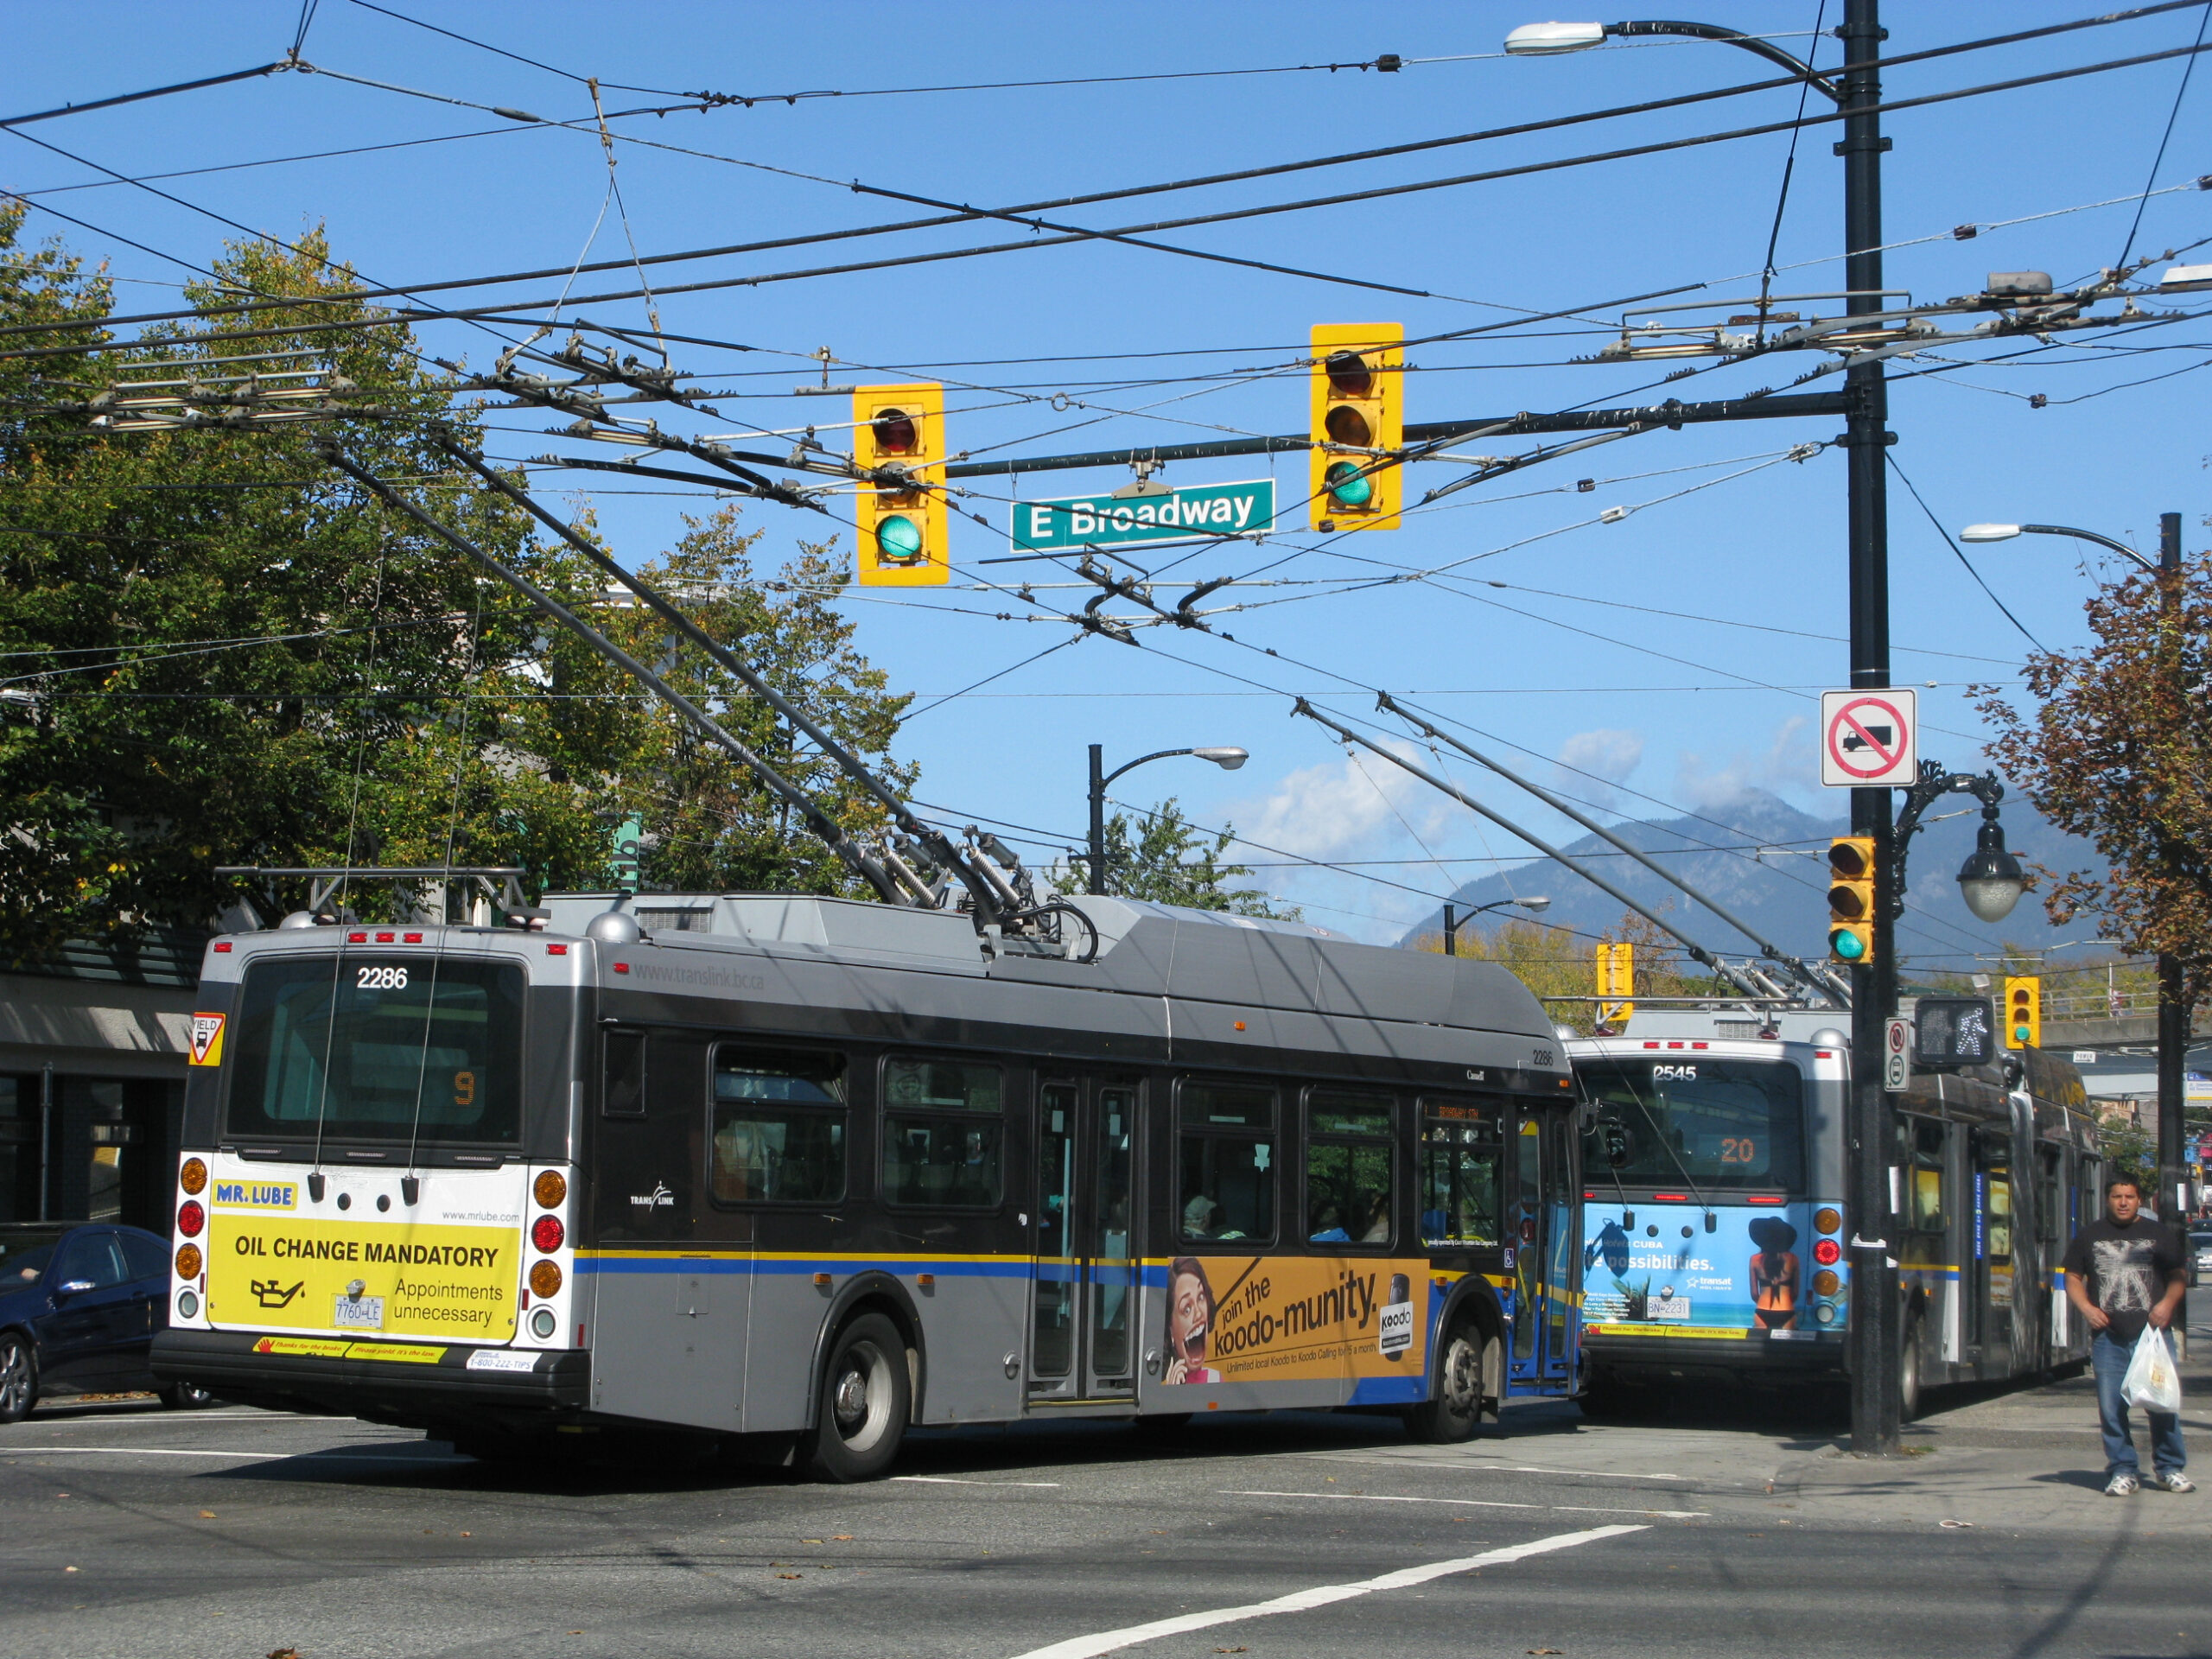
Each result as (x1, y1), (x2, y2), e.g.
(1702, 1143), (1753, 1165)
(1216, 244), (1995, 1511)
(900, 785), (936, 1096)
(1058, 797), (1297, 918)
(0, 212), (916, 951)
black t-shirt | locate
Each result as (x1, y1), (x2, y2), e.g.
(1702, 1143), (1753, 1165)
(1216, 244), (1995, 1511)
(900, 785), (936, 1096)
(2063, 1216), (2186, 1344)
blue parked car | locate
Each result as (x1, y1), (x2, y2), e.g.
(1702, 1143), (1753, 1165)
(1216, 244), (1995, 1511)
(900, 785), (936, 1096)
(0, 1223), (211, 1421)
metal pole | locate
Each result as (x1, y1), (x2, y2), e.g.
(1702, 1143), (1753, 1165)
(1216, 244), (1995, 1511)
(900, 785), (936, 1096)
(1444, 905), (1459, 957)
(1840, 0), (1901, 1456)
(1088, 743), (1107, 897)
(38, 1061), (52, 1223)
(2157, 510), (2189, 1221)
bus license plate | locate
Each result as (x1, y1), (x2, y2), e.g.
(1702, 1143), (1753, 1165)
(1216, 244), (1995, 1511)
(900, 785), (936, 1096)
(1646, 1296), (1691, 1320)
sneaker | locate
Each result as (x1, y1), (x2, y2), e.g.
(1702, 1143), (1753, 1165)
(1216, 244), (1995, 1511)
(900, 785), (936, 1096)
(2106, 1473), (2141, 1496)
(2157, 1471), (2196, 1493)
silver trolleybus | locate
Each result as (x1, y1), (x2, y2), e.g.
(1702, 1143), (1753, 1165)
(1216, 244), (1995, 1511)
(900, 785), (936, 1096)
(154, 892), (1585, 1478)
(1571, 1007), (2098, 1417)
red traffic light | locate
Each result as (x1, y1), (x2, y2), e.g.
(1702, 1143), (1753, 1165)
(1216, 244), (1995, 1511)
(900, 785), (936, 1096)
(871, 407), (918, 454)
(1325, 350), (1373, 397)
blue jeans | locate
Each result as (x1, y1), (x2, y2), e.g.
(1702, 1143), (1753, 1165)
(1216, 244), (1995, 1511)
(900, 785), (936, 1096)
(2092, 1329), (2187, 1479)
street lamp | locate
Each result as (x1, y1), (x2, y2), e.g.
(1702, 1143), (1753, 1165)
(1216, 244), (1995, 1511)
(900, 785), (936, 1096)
(1506, 3), (1904, 1456)
(1086, 744), (1248, 897)
(1441, 895), (1553, 957)
(1964, 511), (2190, 1219)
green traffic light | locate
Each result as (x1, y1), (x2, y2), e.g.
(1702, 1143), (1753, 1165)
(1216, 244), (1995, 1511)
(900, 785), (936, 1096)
(2013, 1024), (2031, 1042)
(1325, 461), (1373, 508)
(1829, 926), (1866, 962)
(875, 513), (924, 564)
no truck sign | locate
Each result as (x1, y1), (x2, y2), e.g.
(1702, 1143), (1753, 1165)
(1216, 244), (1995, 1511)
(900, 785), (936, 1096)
(1820, 689), (1917, 787)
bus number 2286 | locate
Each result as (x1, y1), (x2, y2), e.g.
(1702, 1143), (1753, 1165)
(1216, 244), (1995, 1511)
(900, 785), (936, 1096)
(357, 965), (410, 989)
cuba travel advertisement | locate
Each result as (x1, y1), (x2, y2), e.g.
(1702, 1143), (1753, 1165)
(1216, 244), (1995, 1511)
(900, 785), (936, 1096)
(1160, 1254), (1423, 1385)
(1580, 1202), (1847, 1340)
(203, 1175), (520, 1342)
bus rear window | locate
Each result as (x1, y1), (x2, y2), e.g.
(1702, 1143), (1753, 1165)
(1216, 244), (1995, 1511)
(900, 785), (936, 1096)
(224, 957), (525, 1147)
(1580, 1057), (1806, 1190)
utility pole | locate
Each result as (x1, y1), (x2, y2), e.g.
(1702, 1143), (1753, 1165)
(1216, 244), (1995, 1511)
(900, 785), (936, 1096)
(2157, 510), (2189, 1223)
(1088, 743), (1108, 897)
(1840, 0), (1902, 1457)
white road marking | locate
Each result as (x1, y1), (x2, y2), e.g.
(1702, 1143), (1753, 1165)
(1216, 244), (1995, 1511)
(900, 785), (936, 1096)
(1003, 1523), (1646, 1659)
(2, 1446), (467, 1464)
(1223, 1488), (1708, 1520)
(893, 1475), (1063, 1488)
(1300, 1452), (1688, 1482)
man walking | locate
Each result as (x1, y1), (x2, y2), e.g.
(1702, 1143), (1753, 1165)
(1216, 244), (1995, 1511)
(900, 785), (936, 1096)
(2063, 1176), (2191, 1497)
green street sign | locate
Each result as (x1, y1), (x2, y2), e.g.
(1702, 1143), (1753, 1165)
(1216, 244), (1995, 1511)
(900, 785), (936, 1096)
(1010, 480), (1275, 552)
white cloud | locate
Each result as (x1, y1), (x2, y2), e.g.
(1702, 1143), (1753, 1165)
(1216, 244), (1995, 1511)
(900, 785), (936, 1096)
(1554, 727), (1643, 811)
(1672, 715), (1814, 810)
(1230, 741), (1453, 866)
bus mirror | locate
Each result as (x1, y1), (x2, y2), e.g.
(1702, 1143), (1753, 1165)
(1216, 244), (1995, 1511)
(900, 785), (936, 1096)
(1599, 1122), (1630, 1168)
(1704, 1211), (1717, 1233)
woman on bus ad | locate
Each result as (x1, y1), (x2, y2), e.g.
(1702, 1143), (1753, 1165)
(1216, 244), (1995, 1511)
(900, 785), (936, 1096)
(1164, 1256), (1224, 1384)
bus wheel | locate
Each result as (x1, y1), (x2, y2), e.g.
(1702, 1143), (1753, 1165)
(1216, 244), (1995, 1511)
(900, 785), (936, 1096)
(1899, 1321), (1923, 1422)
(803, 1313), (911, 1483)
(1405, 1324), (1491, 1444)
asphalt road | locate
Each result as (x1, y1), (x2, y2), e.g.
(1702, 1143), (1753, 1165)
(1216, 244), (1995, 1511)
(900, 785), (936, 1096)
(7, 1354), (2212, 1659)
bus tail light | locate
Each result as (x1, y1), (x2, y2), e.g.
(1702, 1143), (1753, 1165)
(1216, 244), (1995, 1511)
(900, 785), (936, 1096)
(176, 1200), (205, 1238)
(1813, 1237), (1842, 1267)
(175, 1243), (203, 1281)
(1812, 1269), (1840, 1297)
(533, 1170), (567, 1209)
(1814, 1207), (1842, 1234)
(531, 1215), (565, 1253)
(530, 1260), (563, 1299)
(179, 1158), (207, 1196)
(530, 1307), (559, 1339)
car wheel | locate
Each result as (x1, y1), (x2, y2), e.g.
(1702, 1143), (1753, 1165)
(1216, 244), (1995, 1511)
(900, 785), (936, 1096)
(0, 1332), (38, 1425)
(800, 1313), (911, 1483)
(1406, 1323), (1492, 1444)
(158, 1380), (214, 1411)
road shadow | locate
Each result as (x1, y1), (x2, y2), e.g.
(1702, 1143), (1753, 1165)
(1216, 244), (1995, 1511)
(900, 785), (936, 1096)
(2028, 1468), (2113, 1491)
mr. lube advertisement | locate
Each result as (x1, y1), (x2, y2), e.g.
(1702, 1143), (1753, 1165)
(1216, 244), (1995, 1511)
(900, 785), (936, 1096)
(1581, 1203), (1847, 1340)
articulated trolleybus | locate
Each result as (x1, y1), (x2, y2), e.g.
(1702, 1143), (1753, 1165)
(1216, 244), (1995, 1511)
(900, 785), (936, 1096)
(1572, 1006), (2099, 1417)
(155, 891), (1583, 1478)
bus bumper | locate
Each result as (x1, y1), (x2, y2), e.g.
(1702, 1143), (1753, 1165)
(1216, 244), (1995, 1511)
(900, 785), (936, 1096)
(1582, 1330), (1845, 1382)
(151, 1329), (591, 1421)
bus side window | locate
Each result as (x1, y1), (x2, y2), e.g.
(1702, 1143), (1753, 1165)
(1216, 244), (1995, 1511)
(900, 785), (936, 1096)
(881, 1056), (1003, 1209)
(711, 1046), (847, 1205)
(1304, 1090), (1394, 1248)
(602, 1031), (646, 1118)
(1177, 1080), (1275, 1245)
(1909, 1116), (1945, 1230)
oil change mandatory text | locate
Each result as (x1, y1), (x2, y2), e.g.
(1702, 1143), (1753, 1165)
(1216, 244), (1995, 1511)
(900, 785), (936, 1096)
(231, 1235), (505, 1268)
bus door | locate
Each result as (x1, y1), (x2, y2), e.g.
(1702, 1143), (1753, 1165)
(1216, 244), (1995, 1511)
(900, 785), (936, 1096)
(1509, 1109), (1575, 1390)
(1029, 1079), (1137, 1399)
(1970, 1127), (2015, 1370)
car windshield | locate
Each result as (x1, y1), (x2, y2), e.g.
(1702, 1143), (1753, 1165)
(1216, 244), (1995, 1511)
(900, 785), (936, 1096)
(224, 955), (525, 1147)
(0, 1226), (70, 1285)
(1580, 1055), (1808, 1190)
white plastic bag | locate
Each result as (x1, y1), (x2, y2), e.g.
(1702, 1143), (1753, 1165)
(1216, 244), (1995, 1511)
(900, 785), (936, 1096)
(2123, 1324), (2182, 1414)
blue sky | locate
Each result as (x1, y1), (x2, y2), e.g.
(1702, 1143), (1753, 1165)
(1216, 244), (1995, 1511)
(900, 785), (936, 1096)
(5, 2), (2206, 961)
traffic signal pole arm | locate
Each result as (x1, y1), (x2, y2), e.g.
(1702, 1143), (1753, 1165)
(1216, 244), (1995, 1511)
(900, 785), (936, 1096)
(1294, 700), (1771, 998)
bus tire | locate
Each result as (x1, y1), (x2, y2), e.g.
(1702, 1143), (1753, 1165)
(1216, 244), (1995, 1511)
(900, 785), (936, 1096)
(802, 1313), (911, 1483)
(157, 1379), (213, 1411)
(1899, 1319), (1923, 1422)
(1405, 1323), (1492, 1444)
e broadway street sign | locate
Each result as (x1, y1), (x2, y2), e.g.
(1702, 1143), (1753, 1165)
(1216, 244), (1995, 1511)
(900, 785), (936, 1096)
(1010, 480), (1275, 553)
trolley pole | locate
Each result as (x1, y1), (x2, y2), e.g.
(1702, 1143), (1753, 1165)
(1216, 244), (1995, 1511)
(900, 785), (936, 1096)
(1840, 0), (1904, 1456)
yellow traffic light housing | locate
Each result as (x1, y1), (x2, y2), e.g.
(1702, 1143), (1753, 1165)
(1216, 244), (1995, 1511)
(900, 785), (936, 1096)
(853, 383), (948, 586)
(1308, 323), (1402, 532)
(2005, 975), (2041, 1049)
(1827, 836), (1877, 964)
(1595, 940), (1635, 1027)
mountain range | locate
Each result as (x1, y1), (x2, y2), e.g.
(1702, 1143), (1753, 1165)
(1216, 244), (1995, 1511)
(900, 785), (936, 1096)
(1395, 786), (2107, 969)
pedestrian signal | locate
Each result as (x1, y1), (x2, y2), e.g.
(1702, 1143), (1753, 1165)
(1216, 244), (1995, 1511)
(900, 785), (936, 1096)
(1595, 939), (1634, 1026)
(1827, 836), (1877, 963)
(1308, 323), (1402, 532)
(853, 383), (947, 586)
(2005, 975), (2041, 1049)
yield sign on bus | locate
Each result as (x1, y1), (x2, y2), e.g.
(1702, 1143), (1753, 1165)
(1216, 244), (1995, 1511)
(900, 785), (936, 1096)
(1820, 688), (1917, 787)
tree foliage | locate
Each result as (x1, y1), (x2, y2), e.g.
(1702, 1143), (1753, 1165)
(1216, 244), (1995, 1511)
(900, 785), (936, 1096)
(1058, 797), (1296, 918)
(0, 210), (912, 957)
(1411, 906), (1726, 1033)
(1978, 548), (2212, 1006)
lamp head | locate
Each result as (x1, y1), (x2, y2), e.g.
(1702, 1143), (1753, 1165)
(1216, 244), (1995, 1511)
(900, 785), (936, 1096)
(1959, 524), (2024, 543)
(1515, 896), (1554, 912)
(1957, 817), (2026, 925)
(1192, 747), (1249, 771)
(1504, 21), (1609, 54)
